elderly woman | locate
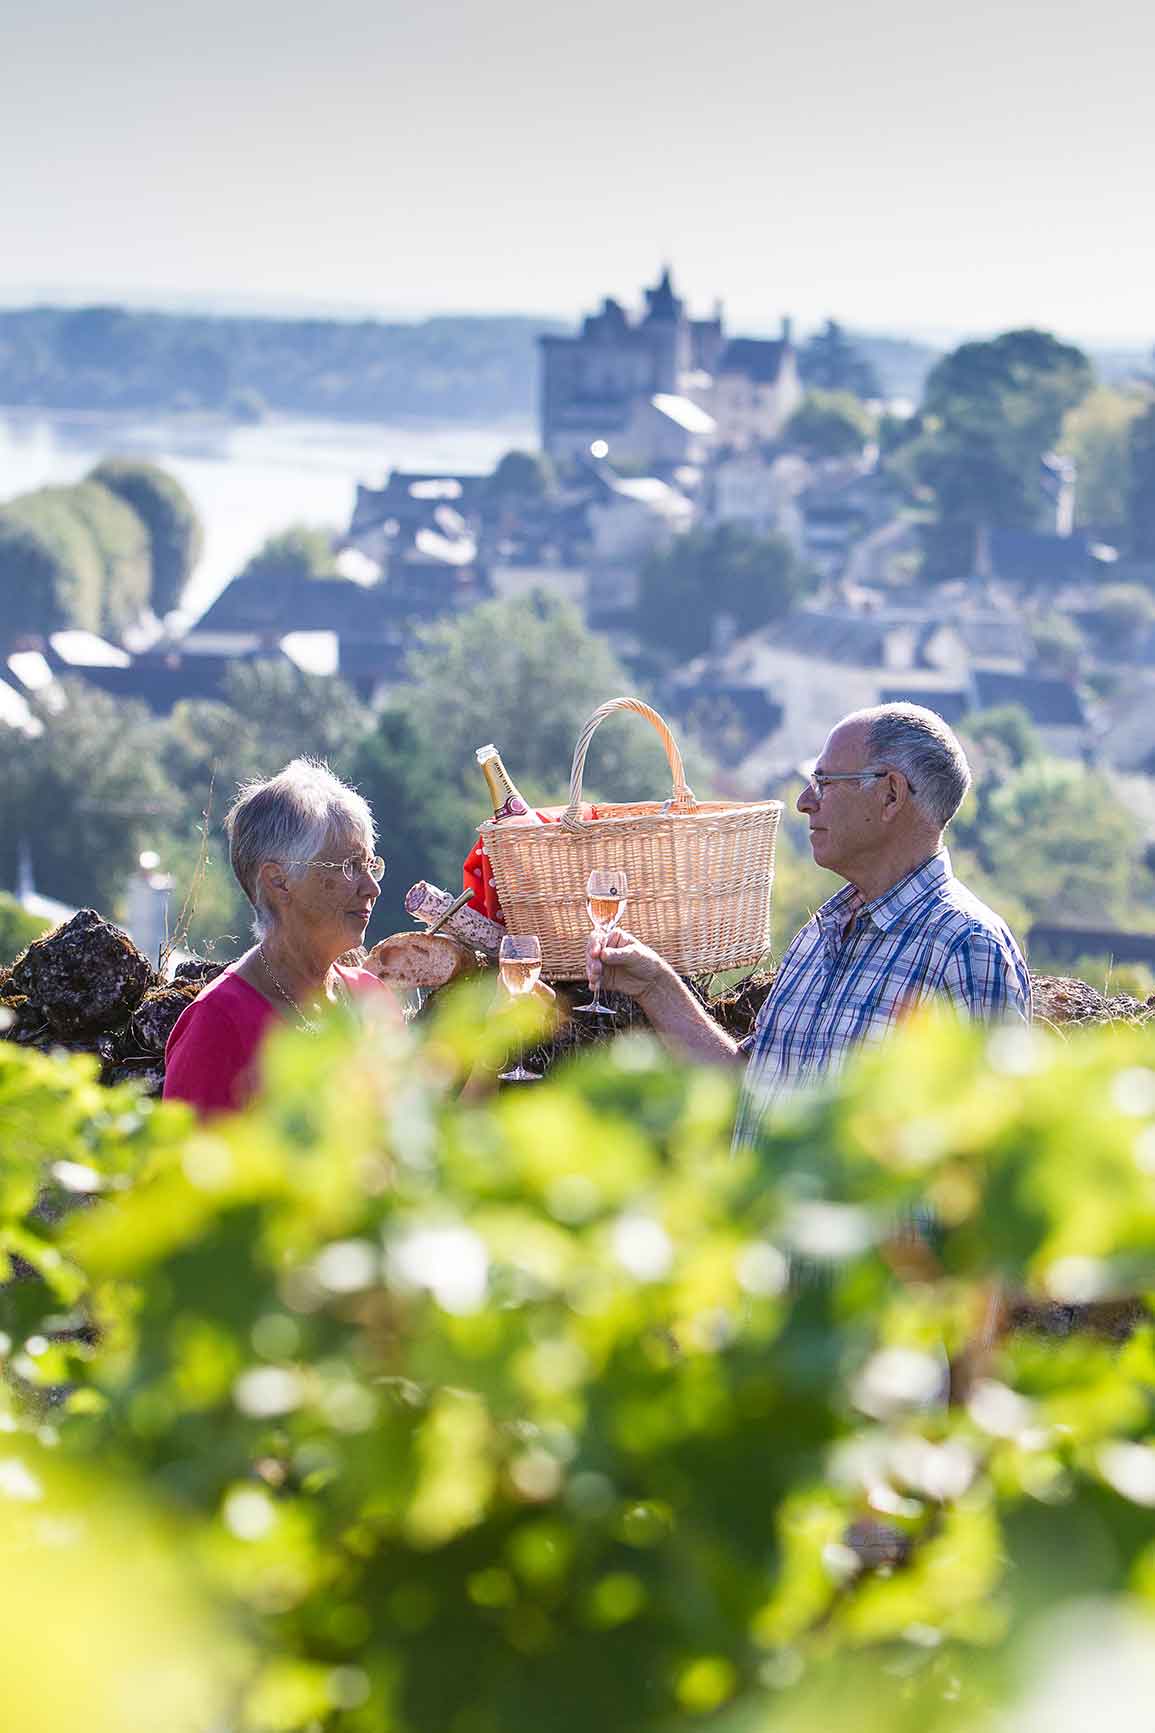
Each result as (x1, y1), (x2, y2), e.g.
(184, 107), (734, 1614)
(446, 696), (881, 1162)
(164, 759), (400, 1117)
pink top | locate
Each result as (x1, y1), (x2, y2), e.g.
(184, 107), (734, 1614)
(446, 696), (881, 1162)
(163, 964), (396, 1119)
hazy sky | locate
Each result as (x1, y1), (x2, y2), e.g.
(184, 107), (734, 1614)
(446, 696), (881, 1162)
(4, 0), (1153, 342)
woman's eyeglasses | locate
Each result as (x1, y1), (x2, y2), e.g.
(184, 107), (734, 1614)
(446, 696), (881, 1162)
(284, 855), (386, 882)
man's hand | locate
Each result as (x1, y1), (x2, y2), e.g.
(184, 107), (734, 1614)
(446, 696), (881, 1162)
(586, 927), (673, 1005)
(586, 928), (741, 1069)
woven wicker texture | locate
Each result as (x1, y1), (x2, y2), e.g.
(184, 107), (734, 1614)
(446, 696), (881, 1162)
(480, 697), (782, 981)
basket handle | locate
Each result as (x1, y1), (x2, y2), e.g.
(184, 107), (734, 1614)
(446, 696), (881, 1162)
(561, 697), (696, 831)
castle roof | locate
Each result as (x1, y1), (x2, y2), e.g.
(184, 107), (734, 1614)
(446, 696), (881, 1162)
(718, 338), (789, 383)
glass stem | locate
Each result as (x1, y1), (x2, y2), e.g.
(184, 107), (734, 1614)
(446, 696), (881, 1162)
(594, 918), (620, 1013)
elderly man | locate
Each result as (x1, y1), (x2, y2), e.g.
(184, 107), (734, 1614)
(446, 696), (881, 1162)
(588, 702), (1031, 1140)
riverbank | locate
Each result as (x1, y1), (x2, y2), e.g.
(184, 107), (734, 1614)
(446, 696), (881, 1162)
(0, 406), (535, 621)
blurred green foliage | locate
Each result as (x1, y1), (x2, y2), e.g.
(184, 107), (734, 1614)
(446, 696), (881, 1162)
(6, 999), (1155, 1730)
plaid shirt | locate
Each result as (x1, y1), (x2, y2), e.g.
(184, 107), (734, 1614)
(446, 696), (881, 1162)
(733, 850), (1031, 1146)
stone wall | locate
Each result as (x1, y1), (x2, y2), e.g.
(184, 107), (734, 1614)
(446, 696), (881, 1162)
(4, 910), (1153, 1097)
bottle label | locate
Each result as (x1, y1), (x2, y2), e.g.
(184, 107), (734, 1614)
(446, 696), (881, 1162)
(495, 793), (530, 819)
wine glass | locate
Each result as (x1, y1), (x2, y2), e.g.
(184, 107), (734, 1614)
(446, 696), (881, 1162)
(498, 935), (544, 1082)
(574, 868), (628, 1018)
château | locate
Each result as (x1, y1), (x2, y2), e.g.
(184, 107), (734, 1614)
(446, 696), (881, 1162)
(539, 267), (802, 468)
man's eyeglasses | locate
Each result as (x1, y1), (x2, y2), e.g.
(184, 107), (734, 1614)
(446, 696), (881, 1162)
(804, 769), (916, 802)
(284, 855), (386, 882)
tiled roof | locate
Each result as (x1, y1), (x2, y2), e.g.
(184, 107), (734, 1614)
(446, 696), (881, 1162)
(65, 652), (270, 713)
(986, 529), (1101, 586)
(971, 669), (1087, 726)
(192, 576), (402, 635)
(717, 339), (788, 383)
(763, 609), (908, 666)
(877, 686), (971, 727)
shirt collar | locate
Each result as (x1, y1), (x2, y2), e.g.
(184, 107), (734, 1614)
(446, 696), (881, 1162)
(816, 849), (953, 943)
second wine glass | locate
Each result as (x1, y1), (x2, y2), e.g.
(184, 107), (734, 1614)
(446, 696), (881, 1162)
(498, 934), (544, 1081)
(574, 868), (629, 1018)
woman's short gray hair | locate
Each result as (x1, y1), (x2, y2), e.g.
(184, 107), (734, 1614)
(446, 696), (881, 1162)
(225, 758), (376, 938)
(847, 703), (972, 828)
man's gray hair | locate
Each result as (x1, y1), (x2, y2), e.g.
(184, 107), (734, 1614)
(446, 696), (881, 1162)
(847, 702), (972, 828)
(225, 758), (376, 938)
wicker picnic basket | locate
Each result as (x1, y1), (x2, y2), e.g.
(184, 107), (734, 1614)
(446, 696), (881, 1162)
(480, 696), (782, 982)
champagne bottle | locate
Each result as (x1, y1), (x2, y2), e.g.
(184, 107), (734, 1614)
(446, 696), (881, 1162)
(476, 743), (545, 826)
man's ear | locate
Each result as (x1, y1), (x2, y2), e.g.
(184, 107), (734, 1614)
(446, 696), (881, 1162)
(882, 772), (909, 819)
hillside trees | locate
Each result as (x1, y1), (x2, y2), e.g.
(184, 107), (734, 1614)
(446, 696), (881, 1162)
(0, 596), (692, 941)
(0, 305), (556, 421)
(783, 390), (877, 459)
(356, 593), (703, 924)
(952, 755), (1150, 927)
(237, 523), (342, 584)
(158, 663), (377, 947)
(1128, 400), (1155, 561)
(900, 329), (1094, 581)
(798, 319), (882, 399)
(0, 489), (106, 634)
(1059, 385), (1147, 531)
(395, 592), (684, 801)
(348, 710), (477, 925)
(90, 458), (203, 616)
(0, 464), (203, 640)
(1084, 583), (1155, 658)
(488, 448), (555, 501)
(57, 480), (152, 633)
(637, 524), (808, 659)
(0, 682), (180, 912)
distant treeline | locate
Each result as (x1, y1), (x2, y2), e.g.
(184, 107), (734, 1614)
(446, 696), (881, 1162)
(0, 304), (942, 424)
(0, 307), (565, 423)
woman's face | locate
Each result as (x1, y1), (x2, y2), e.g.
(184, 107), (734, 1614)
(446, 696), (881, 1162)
(274, 824), (381, 955)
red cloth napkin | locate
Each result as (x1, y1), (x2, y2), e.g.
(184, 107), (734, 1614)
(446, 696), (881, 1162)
(463, 806), (599, 925)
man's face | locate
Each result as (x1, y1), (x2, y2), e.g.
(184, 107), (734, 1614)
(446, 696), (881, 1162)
(796, 720), (887, 878)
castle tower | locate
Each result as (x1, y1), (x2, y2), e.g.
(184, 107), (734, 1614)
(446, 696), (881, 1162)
(641, 265), (690, 392)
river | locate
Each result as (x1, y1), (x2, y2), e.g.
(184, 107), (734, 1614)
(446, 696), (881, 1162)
(0, 407), (535, 624)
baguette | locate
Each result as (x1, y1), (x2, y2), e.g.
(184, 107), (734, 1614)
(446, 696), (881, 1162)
(404, 881), (505, 958)
(364, 932), (477, 990)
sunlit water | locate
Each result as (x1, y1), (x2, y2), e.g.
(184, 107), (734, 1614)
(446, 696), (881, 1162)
(0, 406), (535, 623)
